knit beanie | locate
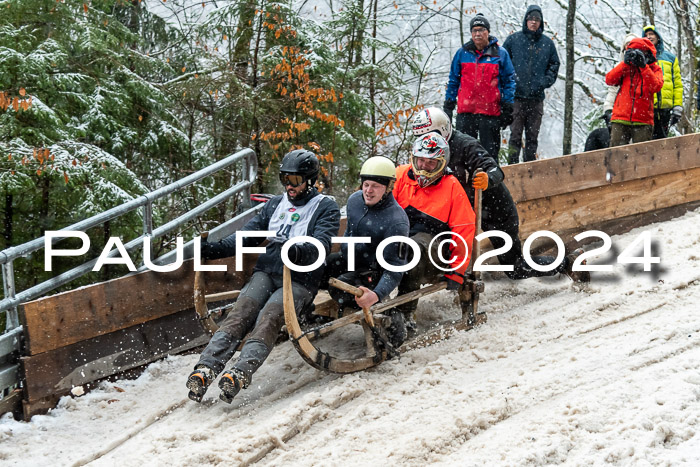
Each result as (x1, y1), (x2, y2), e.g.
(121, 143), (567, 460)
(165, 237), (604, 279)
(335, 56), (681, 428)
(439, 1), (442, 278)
(470, 14), (490, 32)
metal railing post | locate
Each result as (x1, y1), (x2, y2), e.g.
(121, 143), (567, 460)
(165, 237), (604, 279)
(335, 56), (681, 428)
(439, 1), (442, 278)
(2, 262), (18, 330)
(142, 202), (154, 267)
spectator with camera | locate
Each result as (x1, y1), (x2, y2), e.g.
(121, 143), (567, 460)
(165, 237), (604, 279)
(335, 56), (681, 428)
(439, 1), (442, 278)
(605, 37), (664, 147)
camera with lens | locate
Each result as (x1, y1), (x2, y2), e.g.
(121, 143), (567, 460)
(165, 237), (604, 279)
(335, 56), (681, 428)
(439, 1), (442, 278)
(623, 48), (647, 68)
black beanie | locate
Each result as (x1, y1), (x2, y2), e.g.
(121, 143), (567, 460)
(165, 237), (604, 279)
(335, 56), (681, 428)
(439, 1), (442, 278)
(470, 14), (490, 32)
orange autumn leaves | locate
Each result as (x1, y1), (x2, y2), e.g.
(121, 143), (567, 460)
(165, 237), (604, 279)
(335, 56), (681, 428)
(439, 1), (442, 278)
(375, 105), (425, 145)
(0, 89), (32, 112)
(253, 27), (341, 167)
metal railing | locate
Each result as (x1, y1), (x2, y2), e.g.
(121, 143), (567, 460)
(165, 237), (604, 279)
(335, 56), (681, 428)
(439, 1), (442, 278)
(0, 148), (258, 400)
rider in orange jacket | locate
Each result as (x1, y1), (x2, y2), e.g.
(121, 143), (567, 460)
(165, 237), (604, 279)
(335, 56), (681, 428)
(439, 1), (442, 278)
(391, 132), (476, 340)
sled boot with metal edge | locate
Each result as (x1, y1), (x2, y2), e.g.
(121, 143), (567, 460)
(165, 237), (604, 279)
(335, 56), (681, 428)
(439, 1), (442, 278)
(218, 369), (249, 404)
(186, 366), (215, 403)
(564, 248), (591, 283)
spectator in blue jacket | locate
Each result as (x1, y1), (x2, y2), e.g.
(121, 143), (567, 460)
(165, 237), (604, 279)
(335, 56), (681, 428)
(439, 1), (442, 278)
(444, 13), (516, 164)
(503, 5), (560, 164)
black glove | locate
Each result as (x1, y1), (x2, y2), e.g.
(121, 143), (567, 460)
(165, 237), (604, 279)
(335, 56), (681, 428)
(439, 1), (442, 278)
(201, 238), (230, 260)
(443, 276), (462, 291)
(623, 49), (646, 68)
(669, 106), (682, 126)
(602, 109), (612, 126)
(644, 50), (656, 65)
(499, 102), (514, 128)
(287, 243), (304, 264)
(443, 99), (456, 121)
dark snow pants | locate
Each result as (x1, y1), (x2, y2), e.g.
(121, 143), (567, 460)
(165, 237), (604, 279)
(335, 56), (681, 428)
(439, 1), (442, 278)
(476, 184), (565, 280)
(323, 252), (381, 314)
(197, 271), (313, 380)
(396, 233), (446, 317)
(652, 108), (671, 140)
(456, 113), (502, 164)
(507, 99), (544, 164)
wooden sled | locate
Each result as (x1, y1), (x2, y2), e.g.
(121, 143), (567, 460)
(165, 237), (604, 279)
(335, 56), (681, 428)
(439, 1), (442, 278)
(193, 265), (485, 374)
(193, 186), (487, 374)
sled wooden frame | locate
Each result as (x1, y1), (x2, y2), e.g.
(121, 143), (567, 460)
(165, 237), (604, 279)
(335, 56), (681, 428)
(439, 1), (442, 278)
(192, 266), (480, 373)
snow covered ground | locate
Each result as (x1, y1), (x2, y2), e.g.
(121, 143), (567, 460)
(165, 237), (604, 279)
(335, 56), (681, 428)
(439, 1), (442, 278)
(1, 209), (699, 466)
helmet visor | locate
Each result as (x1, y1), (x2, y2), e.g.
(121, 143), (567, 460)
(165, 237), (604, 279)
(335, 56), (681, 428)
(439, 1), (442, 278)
(279, 173), (305, 187)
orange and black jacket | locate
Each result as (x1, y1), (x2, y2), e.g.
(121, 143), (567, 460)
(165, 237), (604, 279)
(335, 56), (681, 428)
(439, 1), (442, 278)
(393, 164), (476, 284)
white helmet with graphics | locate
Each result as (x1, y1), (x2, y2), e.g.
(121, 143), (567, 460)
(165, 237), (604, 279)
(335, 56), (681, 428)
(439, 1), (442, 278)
(411, 107), (452, 141)
(411, 133), (450, 188)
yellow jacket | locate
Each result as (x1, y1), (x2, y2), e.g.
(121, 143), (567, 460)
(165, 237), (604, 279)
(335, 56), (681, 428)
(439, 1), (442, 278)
(643, 26), (683, 109)
(654, 53), (683, 109)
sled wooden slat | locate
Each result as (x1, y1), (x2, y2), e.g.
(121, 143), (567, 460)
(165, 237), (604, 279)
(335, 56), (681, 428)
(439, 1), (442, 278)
(302, 282), (448, 341)
(204, 290), (241, 303)
(504, 133), (700, 203)
(310, 291), (337, 318)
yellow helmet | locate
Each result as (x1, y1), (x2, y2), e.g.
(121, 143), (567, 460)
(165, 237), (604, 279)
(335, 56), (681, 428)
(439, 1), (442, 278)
(360, 156), (396, 192)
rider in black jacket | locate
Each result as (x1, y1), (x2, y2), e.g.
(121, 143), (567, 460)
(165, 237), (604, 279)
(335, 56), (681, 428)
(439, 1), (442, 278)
(324, 156), (410, 345)
(412, 107), (587, 281)
(186, 149), (340, 404)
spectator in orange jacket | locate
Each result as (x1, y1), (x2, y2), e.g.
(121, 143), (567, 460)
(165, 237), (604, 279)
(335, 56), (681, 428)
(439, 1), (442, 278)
(391, 132), (476, 339)
(605, 37), (664, 147)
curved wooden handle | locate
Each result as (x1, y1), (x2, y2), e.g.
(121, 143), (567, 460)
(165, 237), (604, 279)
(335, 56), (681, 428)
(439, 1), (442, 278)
(328, 277), (363, 297)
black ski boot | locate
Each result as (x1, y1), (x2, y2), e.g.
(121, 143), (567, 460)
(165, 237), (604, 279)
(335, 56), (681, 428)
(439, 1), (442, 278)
(186, 366), (215, 403)
(563, 248), (591, 283)
(386, 310), (407, 349)
(218, 369), (249, 404)
(218, 339), (269, 403)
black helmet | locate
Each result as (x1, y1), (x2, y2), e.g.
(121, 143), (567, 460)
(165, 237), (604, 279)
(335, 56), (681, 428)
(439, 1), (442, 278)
(279, 149), (320, 187)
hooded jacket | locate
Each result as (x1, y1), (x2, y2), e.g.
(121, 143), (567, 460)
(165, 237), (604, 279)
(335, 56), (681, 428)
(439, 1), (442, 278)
(446, 36), (516, 116)
(502, 5), (560, 101)
(341, 190), (409, 301)
(393, 164), (475, 284)
(605, 38), (664, 126)
(604, 33), (639, 112)
(642, 26), (683, 109)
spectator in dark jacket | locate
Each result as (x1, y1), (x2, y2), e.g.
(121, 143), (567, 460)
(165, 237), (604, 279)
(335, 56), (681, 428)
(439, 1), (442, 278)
(444, 13), (516, 164)
(503, 5), (560, 164)
(186, 149), (340, 404)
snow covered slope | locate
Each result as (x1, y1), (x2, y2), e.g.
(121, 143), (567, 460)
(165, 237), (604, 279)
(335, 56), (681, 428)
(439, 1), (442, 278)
(2, 209), (699, 466)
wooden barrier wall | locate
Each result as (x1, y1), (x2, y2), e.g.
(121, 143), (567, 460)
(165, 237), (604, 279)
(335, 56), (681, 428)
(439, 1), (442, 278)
(15, 134), (700, 419)
(502, 133), (700, 247)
